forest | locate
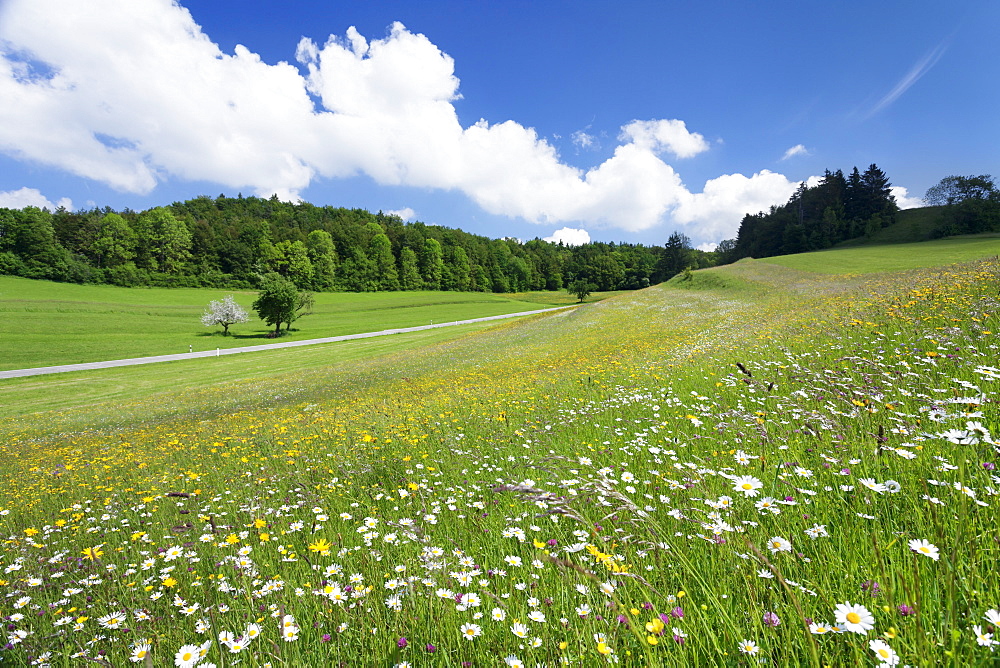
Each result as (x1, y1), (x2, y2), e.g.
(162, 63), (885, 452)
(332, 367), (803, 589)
(717, 168), (1000, 263)
(4, 170), (993, 293)
(718, 164), (900, 261)
(0, 195), (714, 293)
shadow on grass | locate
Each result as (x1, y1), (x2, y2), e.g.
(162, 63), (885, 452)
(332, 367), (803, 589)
(196, 331), (287, 340)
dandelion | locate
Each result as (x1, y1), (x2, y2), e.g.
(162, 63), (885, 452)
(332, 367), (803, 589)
(834, 602), (875, 634)
(308, 538), (332, 555)
(908, 539), (940, 561)
(645, 617), (665, 634)
(82, 546), (104, 560)
(869, 639), (900, 665)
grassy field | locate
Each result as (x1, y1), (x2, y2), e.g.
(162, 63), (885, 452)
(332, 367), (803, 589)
(0, 242), (998, 667)
(758, 235), (1000, 274)
(0, 278), (622, 371)
(836, 206), (946, 247)
(0, 319), (518, 420)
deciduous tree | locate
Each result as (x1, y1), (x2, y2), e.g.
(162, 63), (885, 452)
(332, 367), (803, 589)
(252, 273), (312, 335)
(200, 295), (249, 335)
(568, 279), (593, 303)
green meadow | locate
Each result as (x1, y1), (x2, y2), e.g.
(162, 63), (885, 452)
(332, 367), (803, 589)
(761, 235), (1000, 274)
(0, 277), (626, 372)
(1, 237), (999, 667)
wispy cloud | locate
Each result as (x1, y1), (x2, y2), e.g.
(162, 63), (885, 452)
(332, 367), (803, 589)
(867, 39), (949, 118)
(571, 129), (596, 149)
(781, 144), (809, 161)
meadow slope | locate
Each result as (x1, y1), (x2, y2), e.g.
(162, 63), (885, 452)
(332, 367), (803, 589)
(0, 241), (999, 667)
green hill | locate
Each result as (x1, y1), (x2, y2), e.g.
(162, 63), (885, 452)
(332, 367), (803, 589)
(835, 205), (946, 247)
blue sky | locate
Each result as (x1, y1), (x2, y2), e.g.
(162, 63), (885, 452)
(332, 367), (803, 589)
(1, 0), (996, 248)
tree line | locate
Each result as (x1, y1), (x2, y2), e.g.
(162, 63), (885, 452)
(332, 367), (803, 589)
(0, 194), (716, 293)
(716, 168), (1000, 263)
(717, 164), (898, 262)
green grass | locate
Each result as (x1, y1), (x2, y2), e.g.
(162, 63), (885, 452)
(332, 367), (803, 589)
(0, 278), (617, 371)
(757, 235), (1000, 274)
(0, 319), (511, 420)
(836, 206), (947, 247)
(0, 243), (998, 666)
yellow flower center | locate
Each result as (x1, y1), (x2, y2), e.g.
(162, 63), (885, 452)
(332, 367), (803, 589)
(919, 547), (929, 553)
(846, 612), (861, 624)
(878, 649), (889, 658)
(742, 483), (753, 490)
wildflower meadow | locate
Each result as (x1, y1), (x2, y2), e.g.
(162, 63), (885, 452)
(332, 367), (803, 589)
(1, 249), (999, 667)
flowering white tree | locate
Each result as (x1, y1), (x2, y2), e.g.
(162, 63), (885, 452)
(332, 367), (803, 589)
(200, 295), (249, 336)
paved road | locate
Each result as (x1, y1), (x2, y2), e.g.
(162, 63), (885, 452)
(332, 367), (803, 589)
(0, 305), (577, 379)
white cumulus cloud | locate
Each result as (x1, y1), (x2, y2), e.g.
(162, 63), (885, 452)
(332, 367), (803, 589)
(0, 186), (72, 210)
(674, 170), (804, 241)
(543, 227), (591, 246)
(385, 207), (416, 221)
(0, 0), (804, 245)
(889, 186), (924, 210)
(619, 119), (710, 159)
